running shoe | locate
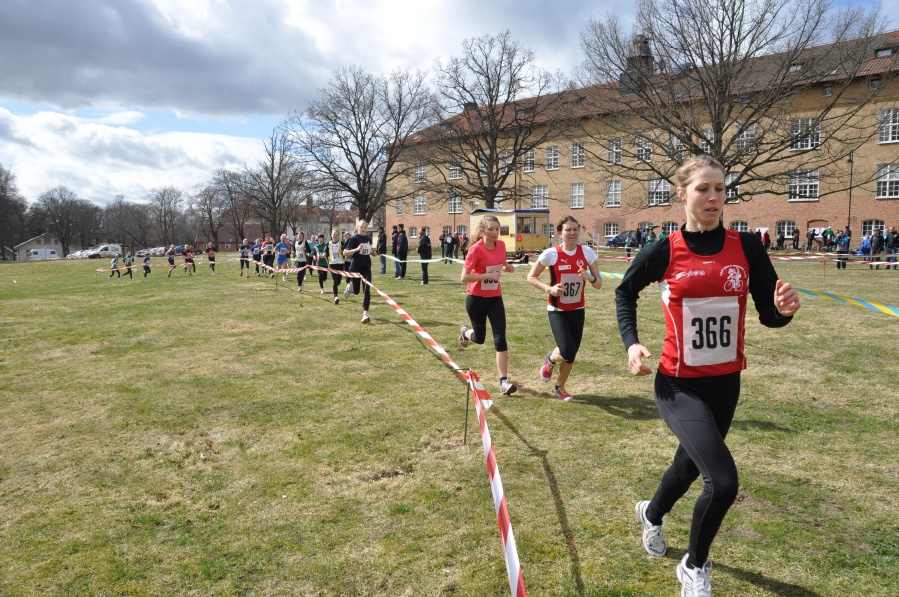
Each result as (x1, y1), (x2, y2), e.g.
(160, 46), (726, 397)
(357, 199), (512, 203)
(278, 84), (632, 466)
(676, 554), (712, 597)
(459, 325), (470, 348)
(540, 352), (555, 382)
(282, 275), (287, 282)
(361, 312), (370, 324)
(499, 379), (517, 396)
(297, 286), (302, 292)
(320, 288), (325, 294)
(635, 500), (667, 557)
(334, 296), (339, 305)
(553, 386), (573, 401)
(344, 284), (352, 299)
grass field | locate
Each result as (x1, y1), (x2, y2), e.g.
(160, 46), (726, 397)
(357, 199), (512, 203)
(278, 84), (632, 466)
(0, 253), (897, 596)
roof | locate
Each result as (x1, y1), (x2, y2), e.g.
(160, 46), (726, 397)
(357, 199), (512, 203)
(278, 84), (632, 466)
(470, 208), (550, 215)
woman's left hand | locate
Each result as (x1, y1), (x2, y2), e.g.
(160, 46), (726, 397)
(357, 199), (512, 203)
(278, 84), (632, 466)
(774, 280), (801, 317)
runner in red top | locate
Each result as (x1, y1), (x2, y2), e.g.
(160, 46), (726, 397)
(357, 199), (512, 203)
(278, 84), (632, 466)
(526, 215), (602, 401)
(458, 214), (518, 396)
(615, 155), (800, 597)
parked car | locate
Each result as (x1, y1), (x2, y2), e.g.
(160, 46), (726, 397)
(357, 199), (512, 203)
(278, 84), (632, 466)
(87, 244), (122, 259)
(605, 230), (638, 248)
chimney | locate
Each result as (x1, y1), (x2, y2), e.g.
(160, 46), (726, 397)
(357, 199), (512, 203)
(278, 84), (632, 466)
(620, 35), (654, 95)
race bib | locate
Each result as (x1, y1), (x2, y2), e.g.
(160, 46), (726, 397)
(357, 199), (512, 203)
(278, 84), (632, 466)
(682, 296), (739, 366)
(480, 264), (503, 291)
(559, 273), (584, 305)
(359, 243), (371, 256)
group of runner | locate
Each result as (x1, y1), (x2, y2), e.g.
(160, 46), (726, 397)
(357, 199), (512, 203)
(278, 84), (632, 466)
(458, 155), (801, 597)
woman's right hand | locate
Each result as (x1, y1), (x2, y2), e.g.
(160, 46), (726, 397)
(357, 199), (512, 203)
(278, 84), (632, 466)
(627, 343), (653, 376)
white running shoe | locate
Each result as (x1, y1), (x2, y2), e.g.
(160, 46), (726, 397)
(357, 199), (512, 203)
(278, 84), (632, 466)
(499, 379), (517, 395)
(334, 296), (339, 305)
(297, 286), (302, 292)
(282, 275), (286, 282)
(344, 284), (352, 299)
(459, 325), (470, 348)
(635, 500), (666, 556)
(676, 554), (712, 597)
(320, 288), (325, 294)
(361, 312), (370, 324)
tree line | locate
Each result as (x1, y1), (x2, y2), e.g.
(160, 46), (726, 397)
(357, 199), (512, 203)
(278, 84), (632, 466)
(1, 0), (891, 258)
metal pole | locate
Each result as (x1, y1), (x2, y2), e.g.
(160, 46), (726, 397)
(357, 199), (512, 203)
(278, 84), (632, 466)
(847, 151), (854, 230)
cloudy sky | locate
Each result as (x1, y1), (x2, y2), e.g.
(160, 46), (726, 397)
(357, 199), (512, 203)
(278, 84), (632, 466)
(0, 0), (893, 206)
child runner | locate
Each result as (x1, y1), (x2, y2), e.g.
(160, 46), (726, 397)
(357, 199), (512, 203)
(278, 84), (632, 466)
(262, 236), (275, 277)
(526, 215), (602, 401)
(342, 220), (373, 323)
(142, 253), (152, 278)
(615, 155), (801, 597)
(327, 229), (345, 305)
(293, 232), (310, 291)
(205, 242), (217, 274)
(165, 245), (177, 277)
(459, 214), (518, 396)
(251, 239), (263, 276)
(108, 254), (121, 280)
(314, 234), (329, 294)
(238, 238), (250, 277)
(275, 234), (291, 282)
(183, 245), (195, 275)
(121, 252), (134, 280)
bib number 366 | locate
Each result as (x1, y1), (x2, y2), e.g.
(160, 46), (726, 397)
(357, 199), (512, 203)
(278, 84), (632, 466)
(682, 297), (739, 366)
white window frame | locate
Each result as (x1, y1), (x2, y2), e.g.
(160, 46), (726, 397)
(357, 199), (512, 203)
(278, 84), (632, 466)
(448, 159), (462, 180)
(571, 142), (585, 168)
(545, 145), (559, 170)
(736, 124), (756, 154)
(493, 190), (504, 210)
(501, 150), (513, 174)
(604, 222), (619, 237)
(607, 138), (622, 165)
(700, 128), (714, 153)
(605, 180), (621, 207)
(414, 164), (426, 183)
(530, 185), (549, 209)
(395, 199), (403, 215)
(662, 221), (679, 234)
(876, 164), (899, 198)
(879, 108), (899, 143)
(728, 221), (749, 232)
(409, 226), (418, 238)
(457, 225), (468, 237)
(790, 118), (821, 150)
(523, 148), (535, 172)
(725, 172), (740, 203)
(787, 169), (820, 201)
(667, 135), (683, 161)
(636, 136), (652, 163)
(647, 178), (670, 206)
(448, 192), (463, 214)
(862, 220), (885, 236)
(570, 183), (584, 209)
(413, 194), (427, 215)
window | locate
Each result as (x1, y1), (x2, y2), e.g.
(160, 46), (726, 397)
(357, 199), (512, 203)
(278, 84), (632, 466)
(876, 164), (899, 198)
(606, 180), (621, 207)
(871, 78), (882, 90)
(545, 145), (559, 170)
(396, 199), (403, 215)
(876, 48), (895, 58)
(571, 142), (585, 168)
(530, 185), (549, 209)
(638, 222), (654, 234)
(448, 159), (462, 180)
(604, 223), (619, 237)
(607, 138), (622, 164)
(501, 151), (513, 173)
(647, 178), (671, 205)
(570, 183), (584, 209)
(729, 221), (749, 232)
(414, 164), (426, 183)
(700, 128), (714, 153)
(788, 169), (820, 201)
(409, 226), (418, 238)
(448, 192), (462, 213)
(667, 135), (683, 161)
(493, 191), (504, 210)
(443, 225), (453, 235)
(822, 85), (833, 97)
(725, 172), (740, 202)
(736, 124), (756, 154)
(662, 221), (679, 234)
(788, 63), (802, 73)
(790, 118), (821, 150)
(542, 223), (555, 235)
(413, 194), (427, 215)
(863, 220), (885, 237)
(636, 136), (652, 162)
(776, 220), (797, 238)
(879, 108), (899, 143)
(420, 226), (430, 238)
(457, 225), (467, 237)
(523, 148), (535, 172)
(479, 157), (488, 177)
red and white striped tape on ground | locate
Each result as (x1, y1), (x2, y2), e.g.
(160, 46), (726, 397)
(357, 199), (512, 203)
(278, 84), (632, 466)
(245, 257), (528, 596)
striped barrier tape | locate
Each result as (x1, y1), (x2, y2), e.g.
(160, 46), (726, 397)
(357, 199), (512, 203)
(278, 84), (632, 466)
(795, 287), (899, 318)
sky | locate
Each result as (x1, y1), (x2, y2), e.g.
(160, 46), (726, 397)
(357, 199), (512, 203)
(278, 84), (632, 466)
(0, 0), (893, 206)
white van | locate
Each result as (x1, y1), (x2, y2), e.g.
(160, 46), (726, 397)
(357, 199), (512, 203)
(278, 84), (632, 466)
(26, 248), (60, 260)
(87, 244), (123, 259)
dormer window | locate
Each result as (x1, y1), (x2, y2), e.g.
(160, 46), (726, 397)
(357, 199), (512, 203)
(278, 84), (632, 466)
(876, 48), (896, 58)
(788, 63), (803, 73)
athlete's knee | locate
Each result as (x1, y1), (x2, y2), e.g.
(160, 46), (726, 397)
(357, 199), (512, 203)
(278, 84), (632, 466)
(492, 335), (508, 352)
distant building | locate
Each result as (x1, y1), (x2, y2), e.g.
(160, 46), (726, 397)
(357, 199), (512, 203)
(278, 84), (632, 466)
(13, 233), (64, 261)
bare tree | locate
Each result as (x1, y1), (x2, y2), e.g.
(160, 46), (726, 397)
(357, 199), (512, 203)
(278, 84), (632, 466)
(147, 186), (184, 246)
(34, 186), (89, 255)
(286, 66), (434, 222)
(0, 164), (27, 259)
(243, 128), (307, 237)
(211, 168), (254, 243)
(315, 187), (352, 233)
(417, 30), (576, 210)
(192, 185), (228, 247)
(579, 0), (891, 210)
